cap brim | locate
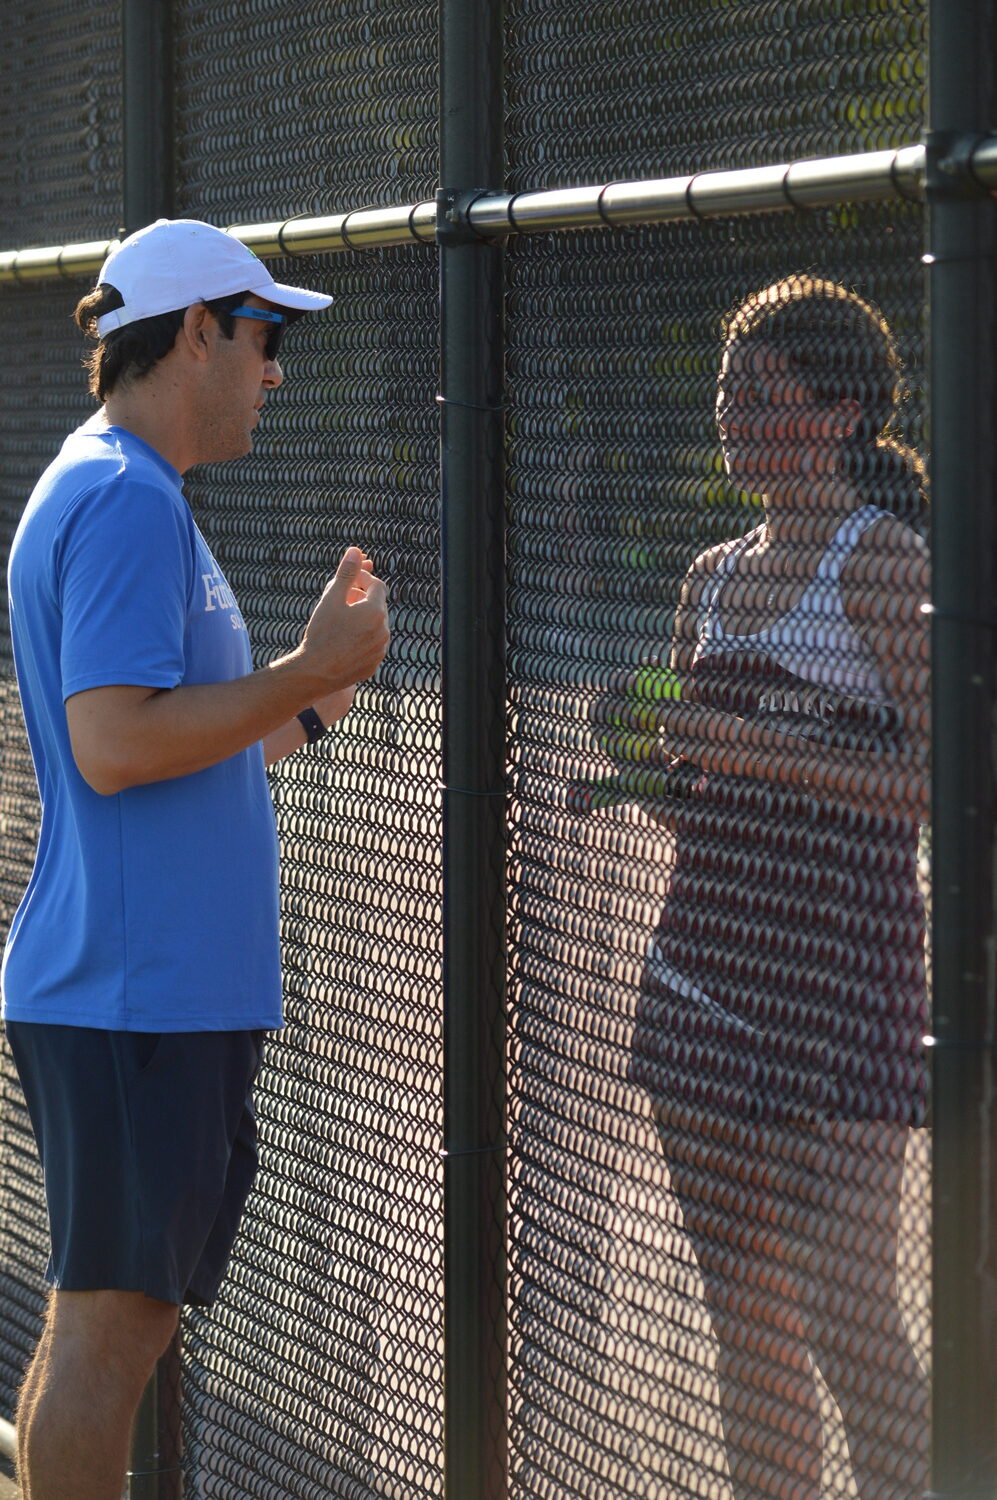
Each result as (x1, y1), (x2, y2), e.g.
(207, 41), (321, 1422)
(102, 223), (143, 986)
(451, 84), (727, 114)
(247, 274), (333, 312)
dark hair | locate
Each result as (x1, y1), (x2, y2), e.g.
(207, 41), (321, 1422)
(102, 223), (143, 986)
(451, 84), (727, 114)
(723, 274), (926, 529)
(74, 285), (249, 401)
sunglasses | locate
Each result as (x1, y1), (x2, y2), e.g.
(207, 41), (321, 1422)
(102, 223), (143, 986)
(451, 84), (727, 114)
(229, 304), (285, 362)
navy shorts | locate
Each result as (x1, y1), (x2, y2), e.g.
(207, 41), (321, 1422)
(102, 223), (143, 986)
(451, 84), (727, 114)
(5, 1023), (265, 1307)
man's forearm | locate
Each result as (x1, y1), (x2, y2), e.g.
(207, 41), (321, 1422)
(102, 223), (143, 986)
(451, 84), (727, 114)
(69, 651), (334, 794)
(263, 714), (309, 768)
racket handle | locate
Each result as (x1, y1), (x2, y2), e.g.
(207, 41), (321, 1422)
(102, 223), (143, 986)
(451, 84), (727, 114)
(567, 762), (698, 814)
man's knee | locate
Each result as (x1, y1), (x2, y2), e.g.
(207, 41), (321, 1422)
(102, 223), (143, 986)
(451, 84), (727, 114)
(48, 1289), (179, 1379)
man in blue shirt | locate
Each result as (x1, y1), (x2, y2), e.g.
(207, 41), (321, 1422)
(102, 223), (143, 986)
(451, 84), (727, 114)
(2, 218), (390, 1499)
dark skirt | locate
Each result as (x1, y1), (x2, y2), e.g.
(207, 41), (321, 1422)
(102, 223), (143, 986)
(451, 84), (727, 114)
(628, 774), (929, 1127)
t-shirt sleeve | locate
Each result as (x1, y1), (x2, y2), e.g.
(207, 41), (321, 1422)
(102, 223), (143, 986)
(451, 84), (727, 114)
(56, 475), (194, 700)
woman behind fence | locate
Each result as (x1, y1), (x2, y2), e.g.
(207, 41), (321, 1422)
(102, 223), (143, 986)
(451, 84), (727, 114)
(618, 276), (930, 1498)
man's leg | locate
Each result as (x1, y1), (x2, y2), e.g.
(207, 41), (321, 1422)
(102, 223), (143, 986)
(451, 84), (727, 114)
(15, 1300), (53, 1488)
(17, 1288), (178, 1500)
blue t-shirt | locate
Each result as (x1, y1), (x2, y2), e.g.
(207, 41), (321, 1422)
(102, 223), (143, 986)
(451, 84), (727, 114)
(2, 420), (283, 1032)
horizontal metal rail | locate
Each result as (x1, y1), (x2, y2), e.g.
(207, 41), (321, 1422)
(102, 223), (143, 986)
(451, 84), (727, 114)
(1, 137), (995, 285)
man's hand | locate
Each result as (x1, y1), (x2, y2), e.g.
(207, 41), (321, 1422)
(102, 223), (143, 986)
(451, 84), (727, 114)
(295, 547), (390, 695)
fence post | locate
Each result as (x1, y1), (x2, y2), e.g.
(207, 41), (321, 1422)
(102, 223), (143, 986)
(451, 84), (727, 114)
(126, 1336), (183, 1500)
(122, 1), (179, 1495)
(927, 0), (997, 1493)
(122, 0), (174, 233)
(438, 1), (507, 1498)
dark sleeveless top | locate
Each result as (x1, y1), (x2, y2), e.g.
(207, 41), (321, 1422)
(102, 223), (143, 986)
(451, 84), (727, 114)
(629, 507), (929, 1125)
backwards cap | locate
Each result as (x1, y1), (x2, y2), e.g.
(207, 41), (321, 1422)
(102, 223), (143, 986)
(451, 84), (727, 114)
(95, 218), (332, 337)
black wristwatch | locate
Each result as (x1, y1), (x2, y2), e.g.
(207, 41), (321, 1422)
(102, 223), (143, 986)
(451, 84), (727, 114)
(296, 706), (327, 744)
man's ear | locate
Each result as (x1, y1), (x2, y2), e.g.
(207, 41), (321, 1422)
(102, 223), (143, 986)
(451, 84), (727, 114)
(180, 303), (213, 362)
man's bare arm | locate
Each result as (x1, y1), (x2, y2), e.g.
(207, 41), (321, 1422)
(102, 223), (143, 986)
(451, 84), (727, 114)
(66, 548), (389, 795)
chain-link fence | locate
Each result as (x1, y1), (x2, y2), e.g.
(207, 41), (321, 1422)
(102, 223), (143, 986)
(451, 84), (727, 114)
(502, 192), (931, 1500)
(0, 0), (990, 1496)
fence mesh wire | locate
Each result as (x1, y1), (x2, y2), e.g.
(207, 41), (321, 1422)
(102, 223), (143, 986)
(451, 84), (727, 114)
(177, 245), (443, 1499)
(0, 284), (110, 1419)
(0, 1), (932, 1498)
(0, 0), (122, 247)
(504, 0), (924, 184)
(174, 0), (439, 218)
(503, 5), (929, 1498)
(172, 3), (443, 1493)
(503, 208), (929, 1500)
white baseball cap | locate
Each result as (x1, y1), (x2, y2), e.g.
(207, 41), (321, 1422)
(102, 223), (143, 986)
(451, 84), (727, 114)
(95, 218), (333, 337)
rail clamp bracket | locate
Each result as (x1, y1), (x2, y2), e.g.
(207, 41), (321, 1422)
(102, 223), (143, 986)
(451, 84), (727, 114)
(925, 130), (994, 198)
(436, 188), (503, 245)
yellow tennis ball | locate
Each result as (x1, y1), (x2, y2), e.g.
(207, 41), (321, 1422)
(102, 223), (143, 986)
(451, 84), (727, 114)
(633, 666), (682, 702)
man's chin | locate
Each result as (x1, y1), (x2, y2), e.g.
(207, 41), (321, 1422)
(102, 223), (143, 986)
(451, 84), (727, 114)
(229, 430), (256, 460)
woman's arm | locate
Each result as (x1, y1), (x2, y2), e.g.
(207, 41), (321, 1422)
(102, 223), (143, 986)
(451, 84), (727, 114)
(651, 515), (931, 822)
(651, 698), (927, 820)
(840, 513), (930, 771)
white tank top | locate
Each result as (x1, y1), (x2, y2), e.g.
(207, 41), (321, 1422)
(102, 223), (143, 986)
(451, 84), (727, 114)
(694, 504), (890, 703)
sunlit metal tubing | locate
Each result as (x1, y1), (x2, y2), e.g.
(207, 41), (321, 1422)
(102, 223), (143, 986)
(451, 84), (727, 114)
(471, 143), (928, 232)
(2, 137), (996, 286)
(226, 202), (438, 257)
(0, 205), (439, 284)
(970, 131), (997, 186)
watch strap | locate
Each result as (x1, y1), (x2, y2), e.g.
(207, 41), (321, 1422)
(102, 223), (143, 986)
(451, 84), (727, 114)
(296, 706), (327, 744)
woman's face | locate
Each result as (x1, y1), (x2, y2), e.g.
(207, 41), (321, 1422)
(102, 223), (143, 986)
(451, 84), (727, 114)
(716, 339), (846, 492)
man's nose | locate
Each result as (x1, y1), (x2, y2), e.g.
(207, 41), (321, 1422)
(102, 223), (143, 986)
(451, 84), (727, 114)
(263, 357), (283, 389)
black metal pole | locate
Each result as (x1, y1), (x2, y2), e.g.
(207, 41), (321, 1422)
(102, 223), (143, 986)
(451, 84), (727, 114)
(438, 1), (507, 1498)
(126, 1342), (182, 1500)
(122, 0), (174, 233)
(122, 5), (179, 1497)
(927, 0), (997, 1493)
